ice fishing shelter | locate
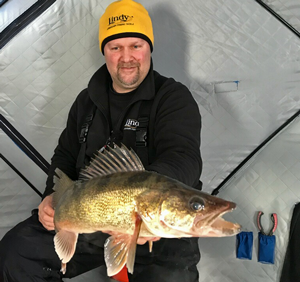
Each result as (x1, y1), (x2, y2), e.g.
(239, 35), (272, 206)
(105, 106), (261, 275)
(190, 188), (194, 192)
(1, 0), (300, 281)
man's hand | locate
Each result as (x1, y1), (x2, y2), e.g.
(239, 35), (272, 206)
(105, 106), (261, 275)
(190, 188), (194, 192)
(103, 230), (160, 245)
(38, 194), (55, 231)
(136, 237), (160, 245)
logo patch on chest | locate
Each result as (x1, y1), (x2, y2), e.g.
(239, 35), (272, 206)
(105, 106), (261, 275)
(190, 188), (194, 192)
(124, 119), (139, 131)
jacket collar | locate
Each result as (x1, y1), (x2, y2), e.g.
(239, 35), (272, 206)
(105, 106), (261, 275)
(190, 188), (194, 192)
(88, 60), (155, 116)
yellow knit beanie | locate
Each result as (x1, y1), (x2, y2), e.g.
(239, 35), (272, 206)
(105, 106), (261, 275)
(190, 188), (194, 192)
(99, 0), (154, 54)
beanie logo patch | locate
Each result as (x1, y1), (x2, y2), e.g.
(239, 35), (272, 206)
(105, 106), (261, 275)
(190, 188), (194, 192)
(108, 15), (134, 29)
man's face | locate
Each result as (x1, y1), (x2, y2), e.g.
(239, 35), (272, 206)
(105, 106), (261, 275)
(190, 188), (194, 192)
(104, 37), (151, 93)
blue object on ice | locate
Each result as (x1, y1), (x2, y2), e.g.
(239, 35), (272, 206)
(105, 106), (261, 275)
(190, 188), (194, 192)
(258, 232), (276, 264)
(236, 231), (253, 260)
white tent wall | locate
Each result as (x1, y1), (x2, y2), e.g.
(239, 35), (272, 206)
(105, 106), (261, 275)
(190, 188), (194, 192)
(199, 115), (300, 282)
(149, 0), (300, 191)
(0, 0), (299, 281)
(0, 0), (37, 32)
(262, 0), (300, 31)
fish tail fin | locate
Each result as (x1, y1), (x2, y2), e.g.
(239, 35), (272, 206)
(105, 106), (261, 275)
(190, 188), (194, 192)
(52, 168), (74, 207)
(54, 230), (78, 274)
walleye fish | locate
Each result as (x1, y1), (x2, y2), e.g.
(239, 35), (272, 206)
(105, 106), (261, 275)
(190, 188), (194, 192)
(52, 144), (241, 277)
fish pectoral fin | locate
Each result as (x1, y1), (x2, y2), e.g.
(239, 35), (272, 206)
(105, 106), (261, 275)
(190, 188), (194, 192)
(54, 230), (78, 274)
(104, 234), (131, 277)
(126, 213), (142, 274)
(104, 214), (142, 277)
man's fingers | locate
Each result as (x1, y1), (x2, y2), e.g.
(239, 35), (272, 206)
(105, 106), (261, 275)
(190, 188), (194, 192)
(137, 237), (161, 245)
(39, 216), (55, 230)
(37, 195), (55, 230)
(136, 238), (147, 245)
(43, 223), (55, 231)
(101, 230), (161, 245)
(149, 237), (160, 242)
(43, 205), (55, 217)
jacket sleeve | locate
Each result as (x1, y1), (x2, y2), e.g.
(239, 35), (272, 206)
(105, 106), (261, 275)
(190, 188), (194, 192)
(146, 80), (202, 189)
(42, 93), (82, 199)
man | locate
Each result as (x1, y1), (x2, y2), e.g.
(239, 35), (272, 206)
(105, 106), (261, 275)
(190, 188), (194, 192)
(0, 0), (202, 281)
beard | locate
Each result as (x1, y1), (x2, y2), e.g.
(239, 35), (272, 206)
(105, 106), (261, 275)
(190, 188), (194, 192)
(116, 62), (140, 88)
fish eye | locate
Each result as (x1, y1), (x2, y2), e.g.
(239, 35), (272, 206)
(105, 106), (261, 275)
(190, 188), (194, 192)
(189, 197), (205, 211)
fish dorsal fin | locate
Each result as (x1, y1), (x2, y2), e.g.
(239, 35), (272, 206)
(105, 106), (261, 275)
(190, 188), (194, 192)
(79, 143), (145, 180)
(52, 168), (74, 208)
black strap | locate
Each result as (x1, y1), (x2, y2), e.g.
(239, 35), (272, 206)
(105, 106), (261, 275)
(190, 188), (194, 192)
(136, 75), (168, 166)
(136, 101), (153, 166)
(76, 105), (97, 169)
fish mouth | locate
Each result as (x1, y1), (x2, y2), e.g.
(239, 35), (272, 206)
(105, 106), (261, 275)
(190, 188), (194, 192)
(206, 214), (241, 237)
(193, 201), (241, 237)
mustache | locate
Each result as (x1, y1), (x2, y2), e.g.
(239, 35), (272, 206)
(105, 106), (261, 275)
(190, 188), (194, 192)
(118, 62), (140, 68)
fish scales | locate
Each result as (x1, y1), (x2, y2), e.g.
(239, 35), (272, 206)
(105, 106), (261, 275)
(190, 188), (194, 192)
(55, 171), (164, 234)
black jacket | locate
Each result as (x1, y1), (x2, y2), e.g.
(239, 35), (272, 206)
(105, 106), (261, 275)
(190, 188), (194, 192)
(280, 202), (300, 282)
(42, 62), (202, 267)
(44, 63), (202, 198)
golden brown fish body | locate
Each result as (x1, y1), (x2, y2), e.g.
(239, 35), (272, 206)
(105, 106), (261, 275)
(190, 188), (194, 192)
(52, 144), (241, 277)
(54, 171), (238, 238)
(55, 172), (148, 235)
